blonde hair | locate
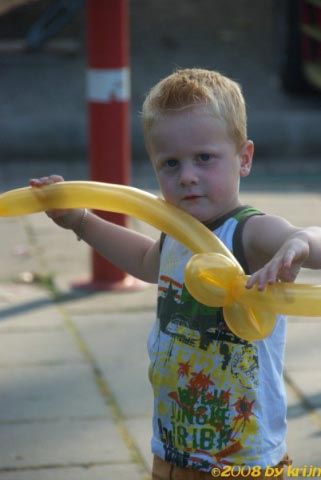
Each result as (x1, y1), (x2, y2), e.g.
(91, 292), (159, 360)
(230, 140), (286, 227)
(142, 68), (247, 150)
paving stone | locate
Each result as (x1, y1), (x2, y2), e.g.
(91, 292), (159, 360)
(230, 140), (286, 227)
(286, 385), (321, 466)
(285, 322), (321, 371)
(0, 464), (145, 480)
(285, 370), (321, 415)
(60, 285), (157, 316)
(0, 301), (63, 331)
(0, 419), (132, 469)
(0, 364), (107, 421)
(0, 329), (83, 366)
(125, 417), (153, 472)
(0, 218), (33, 283)
(72, 312), (154, 417)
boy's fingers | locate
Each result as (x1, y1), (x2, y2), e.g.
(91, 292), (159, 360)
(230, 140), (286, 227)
(247, 247), (305, 291)
(246, 271), (265, 290)
(281, 249), (296, 269)
(246, 261), (281, 290)
(29, 175), (64, 188)
(47, 174), (64, 183)
(29, 178), (40, 186)
(39, 175), (62, 184)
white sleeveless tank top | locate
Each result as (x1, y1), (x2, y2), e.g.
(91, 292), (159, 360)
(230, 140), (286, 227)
(147, 206), (287, 470)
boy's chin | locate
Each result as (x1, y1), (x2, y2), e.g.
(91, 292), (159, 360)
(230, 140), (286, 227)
(181, 207), (213, 223)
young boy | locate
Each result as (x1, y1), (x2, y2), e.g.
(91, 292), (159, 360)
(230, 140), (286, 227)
(30, 68), (321, 479)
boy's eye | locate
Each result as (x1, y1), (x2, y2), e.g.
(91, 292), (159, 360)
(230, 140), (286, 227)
(165, 158), (178, 168)
(198, 153), (211, 162)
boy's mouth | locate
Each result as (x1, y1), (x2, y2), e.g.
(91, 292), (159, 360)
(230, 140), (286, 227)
(183, 195), (202, 201)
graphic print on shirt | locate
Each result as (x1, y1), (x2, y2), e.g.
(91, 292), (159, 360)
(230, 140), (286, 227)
(150, 275), (260, 470)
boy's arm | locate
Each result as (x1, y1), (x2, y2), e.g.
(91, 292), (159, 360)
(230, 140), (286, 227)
(30, 176), (160, 284)
(74, 211), (160, 283)
(243, 214), (321, 291)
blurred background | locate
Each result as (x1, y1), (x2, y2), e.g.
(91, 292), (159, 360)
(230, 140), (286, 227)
(0, 0), (321, 169)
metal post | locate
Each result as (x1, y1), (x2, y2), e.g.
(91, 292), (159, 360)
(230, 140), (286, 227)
(86, 0), (131, 289)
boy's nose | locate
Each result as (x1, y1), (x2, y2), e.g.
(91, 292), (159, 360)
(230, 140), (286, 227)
(179, 163), (199, 186)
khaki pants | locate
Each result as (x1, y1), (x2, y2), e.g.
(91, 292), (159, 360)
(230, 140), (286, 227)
(152, 454), (292, 480)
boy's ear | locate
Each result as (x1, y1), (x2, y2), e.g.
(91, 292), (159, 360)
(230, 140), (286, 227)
(239, 140), (254, 177)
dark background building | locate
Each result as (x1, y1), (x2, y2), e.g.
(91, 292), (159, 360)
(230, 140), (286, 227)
(0, 0), (320, 161)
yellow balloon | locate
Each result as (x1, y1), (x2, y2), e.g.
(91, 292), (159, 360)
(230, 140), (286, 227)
(0, 181), (321, 342)
(0, 182), (236, 261)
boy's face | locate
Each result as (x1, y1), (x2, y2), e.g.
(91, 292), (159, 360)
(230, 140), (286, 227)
(148, 105), (253, 224)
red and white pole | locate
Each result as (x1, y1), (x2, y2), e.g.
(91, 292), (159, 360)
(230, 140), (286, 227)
(86, 0), (131, 289)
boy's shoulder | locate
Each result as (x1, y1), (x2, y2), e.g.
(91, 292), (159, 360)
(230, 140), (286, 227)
(233, 205), (263, 223)
(243, 212), (294, 244)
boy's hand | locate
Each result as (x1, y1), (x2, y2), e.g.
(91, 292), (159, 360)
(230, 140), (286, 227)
(246, 236), (309, 291)
(29, 175), (84, 230)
